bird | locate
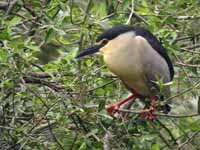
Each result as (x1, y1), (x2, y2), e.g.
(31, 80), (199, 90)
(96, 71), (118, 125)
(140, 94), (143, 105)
(76, 25), (174, 120)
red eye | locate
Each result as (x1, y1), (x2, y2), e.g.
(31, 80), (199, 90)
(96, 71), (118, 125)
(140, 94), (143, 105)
(102, 39), (108, 45)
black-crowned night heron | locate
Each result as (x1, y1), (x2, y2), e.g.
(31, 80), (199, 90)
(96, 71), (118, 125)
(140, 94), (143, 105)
(76, 25), (174, 120)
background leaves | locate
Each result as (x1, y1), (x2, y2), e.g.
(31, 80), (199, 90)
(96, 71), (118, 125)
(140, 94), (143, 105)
(0, 0), (200, 149)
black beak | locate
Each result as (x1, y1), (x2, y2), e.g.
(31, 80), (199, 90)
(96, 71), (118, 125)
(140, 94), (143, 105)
(76, 44), (103, 58)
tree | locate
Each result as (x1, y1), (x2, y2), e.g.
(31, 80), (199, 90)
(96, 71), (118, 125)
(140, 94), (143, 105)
(0, 0), (200, 149)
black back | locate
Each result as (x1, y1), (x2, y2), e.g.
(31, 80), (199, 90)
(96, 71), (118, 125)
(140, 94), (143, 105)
(96, 25), (174, 80)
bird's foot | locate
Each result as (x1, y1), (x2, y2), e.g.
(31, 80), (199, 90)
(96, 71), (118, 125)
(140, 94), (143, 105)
(105, 94), (137, 117)
(105, 103), (120, 117)
(139, 96), (158, 121)
(139, 106), (156, 121)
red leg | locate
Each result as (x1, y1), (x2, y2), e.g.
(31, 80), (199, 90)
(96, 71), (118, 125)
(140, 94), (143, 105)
(105, 93), (138, 116)
(139, 96), (158, 121)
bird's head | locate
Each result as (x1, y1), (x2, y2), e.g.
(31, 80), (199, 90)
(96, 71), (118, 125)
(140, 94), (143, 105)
(76, 25), (134, 58)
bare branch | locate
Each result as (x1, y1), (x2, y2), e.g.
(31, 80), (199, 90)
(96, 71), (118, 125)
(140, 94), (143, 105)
(181, 44), (200, 50)
(177, 129), (200, 150)
(22, 76), (65, 92)
(117, 108), (200, 118)
(87, 79), (117, 93)
(103, 131), (113, 150)
(150, 121), (175, 149)
(165, 80), (200, 103)
(176, 61), (200, 68)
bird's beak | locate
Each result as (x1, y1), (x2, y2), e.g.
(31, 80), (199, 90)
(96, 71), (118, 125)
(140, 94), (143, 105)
(76, 44), (103, 58)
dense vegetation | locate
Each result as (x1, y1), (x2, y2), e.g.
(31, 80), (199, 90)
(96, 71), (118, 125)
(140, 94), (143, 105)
(0, 0), (200, 149)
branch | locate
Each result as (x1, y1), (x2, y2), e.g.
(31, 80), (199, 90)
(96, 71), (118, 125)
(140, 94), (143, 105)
(87, 79), (117, 93)
(165, 80), (200, 102)
(176, 61), (200, 68)
(172, 33), (200, 45)
(6, 0), (18, 15)
(126, 0), (134, 24)
(150, 121), (175, 149)
(103, 131), (113, 150)
(173, 52), (193, 84)
(22, 76), (65, 92)
(22, 0), (37, 17)
(45, 117), (64, 150)
(156, 119), (177, 145)
(117, 108), (200, 118)
(28, 72), (53, 78)
(117, 0), (149, 25)
(179, 48), (200, 54)
(0, 2), (8, 10)
(70, 0), (92, 25)
(177, 129), (200, 150)
(181, 44), (200, 50)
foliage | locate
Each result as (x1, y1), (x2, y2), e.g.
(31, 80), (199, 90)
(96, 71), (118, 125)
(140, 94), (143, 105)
(0, 0), (200, 149)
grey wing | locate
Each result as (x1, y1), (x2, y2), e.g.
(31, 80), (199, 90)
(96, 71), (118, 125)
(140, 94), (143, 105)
(142, 54), (171, 99)
(143, 57), (172, 113)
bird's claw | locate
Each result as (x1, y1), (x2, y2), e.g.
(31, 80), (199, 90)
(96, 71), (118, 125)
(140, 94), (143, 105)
(105, 104), (120, 116)
(139, 107), (157, 121)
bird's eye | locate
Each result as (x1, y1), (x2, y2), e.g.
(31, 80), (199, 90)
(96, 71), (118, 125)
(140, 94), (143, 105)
(101, 39), (108, 45)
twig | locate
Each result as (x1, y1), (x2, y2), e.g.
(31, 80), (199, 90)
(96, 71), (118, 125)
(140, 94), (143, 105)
(181, 44), (200, 50)
(22, 0), (37, 17)
(170, 119), (190, 140)
(100, 13), (115, 21)
(173, 32), (200, 43)
(156, 119), (177, 145)
(31, 63), (45, 72)
(165, 80), (200, 102)
(103, 73), (118, 78)
(103, 131), (113, 150)
(46, 117), (64, 150)
(6, 0), (18, 15)
(177, 129), (200, 150)
(4, 116), (32, 121)
(177, 15), (200, 19)
(179, 48), (200, 54)
(82, 0), (92, 23)
(70, 0), (92, 25)
(0, 2), (8, 10)
(75, 115), (89, 133)
(176, 61), (200, 68)
(117, 108), (200, 118)
(117, 0), (149, 25)
(150, 121), (174, 149)
(28, 72), (52, 78)
(128, 8), (149, 25)
(22, 76), (65, 92)
(87, 79), (117, 92)
(173, 53), (193, 84)
(68, 115), (78, 150)
(77, 33), (85, 106)
(126, 0), (134, 24)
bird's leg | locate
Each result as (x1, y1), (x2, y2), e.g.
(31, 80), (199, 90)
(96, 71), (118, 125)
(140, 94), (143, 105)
(139, 96), (158, 121)
(105, 93), (138, 116)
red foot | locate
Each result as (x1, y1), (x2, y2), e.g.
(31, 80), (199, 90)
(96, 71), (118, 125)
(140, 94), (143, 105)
(105, 103), (120, 116)
(105, 94), (138, 116)
(139, 107), (156, 121)
(139, 96), (158, 121)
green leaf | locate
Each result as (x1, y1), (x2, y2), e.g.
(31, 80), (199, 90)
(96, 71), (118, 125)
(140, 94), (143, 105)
(45, 28), (54, 42)
(0, 49), (8, 61)
(8, 17), (22, 27)
(0, 28), (10, 40)
(98, 100), (105, 111)
(151, 144), (160, 150)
